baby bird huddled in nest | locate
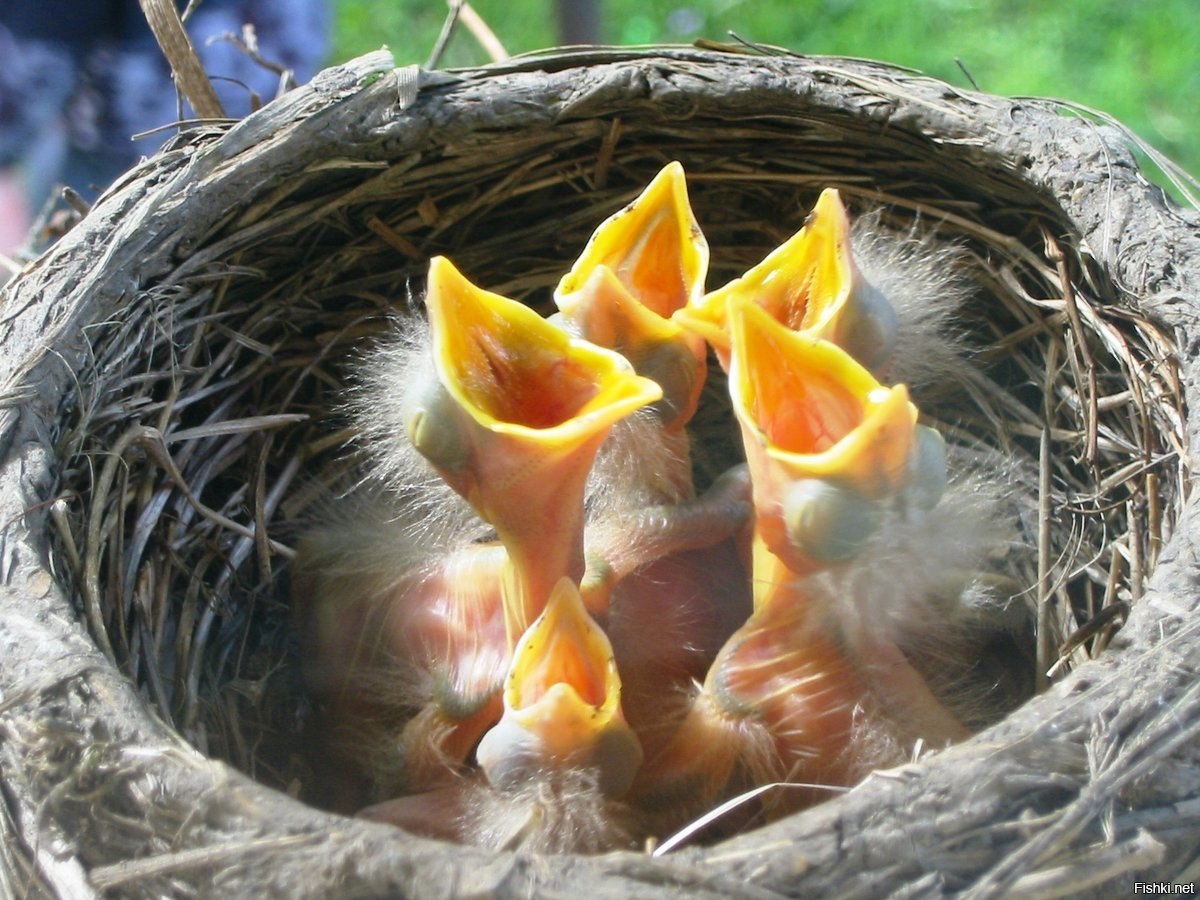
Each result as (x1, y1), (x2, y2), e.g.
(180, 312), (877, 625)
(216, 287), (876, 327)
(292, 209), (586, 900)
(291, 163), (1032, 854)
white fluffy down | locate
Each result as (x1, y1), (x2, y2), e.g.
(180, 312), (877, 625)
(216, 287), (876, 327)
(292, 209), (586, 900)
(852, 211), (978, 390)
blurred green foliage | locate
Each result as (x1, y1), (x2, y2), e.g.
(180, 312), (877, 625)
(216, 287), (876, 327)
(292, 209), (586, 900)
(333, 0), (1199, 180)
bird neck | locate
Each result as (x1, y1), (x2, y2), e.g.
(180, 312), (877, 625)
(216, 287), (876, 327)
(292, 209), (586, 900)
(750, 533), (810, 614)
(497, 513), (587, 649)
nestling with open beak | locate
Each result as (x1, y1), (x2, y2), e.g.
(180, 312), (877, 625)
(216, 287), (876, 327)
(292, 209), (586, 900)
(294, 254), (662, 814)
(553, 160), (712, 510)
(629, 299), (980, 829)
(292, 162), (1029, 852)
(360, 577), (644, 852)
(674, 187), (898, 374)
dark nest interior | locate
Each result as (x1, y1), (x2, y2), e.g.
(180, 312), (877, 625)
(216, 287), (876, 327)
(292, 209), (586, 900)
(4, 46), (1199, 897)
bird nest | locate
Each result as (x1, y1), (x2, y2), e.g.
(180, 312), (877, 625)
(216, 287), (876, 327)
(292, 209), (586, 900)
(2, 46), (1199, 897)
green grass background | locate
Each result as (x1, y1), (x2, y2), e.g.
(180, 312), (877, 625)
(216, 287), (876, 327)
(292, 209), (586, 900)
(331, 0), (1198, 182)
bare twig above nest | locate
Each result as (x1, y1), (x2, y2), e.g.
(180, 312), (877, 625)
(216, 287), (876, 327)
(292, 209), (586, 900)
(137, 0), (225, 119)
(427, 0), (510, 69)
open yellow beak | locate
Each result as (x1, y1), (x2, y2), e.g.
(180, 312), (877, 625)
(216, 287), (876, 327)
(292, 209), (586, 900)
(556, 265), (706, 430)
(557, 161), (709, 319)
(476, 578), (643, 798)
(554, 162), (709, 429)
(411, 257), (662, 640)
(675, 188), (895, 372)
(729, 300), (917, 575)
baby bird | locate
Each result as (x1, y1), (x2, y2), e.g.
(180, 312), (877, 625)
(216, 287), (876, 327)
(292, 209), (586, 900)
(293, 168), (1029, 853)
(550, 162), (713, 519)
(294, 255), (662, 812)
(554, 160), (710, 437)
(552, 162), (751, 628)
(630, 296), (1010, 836)
(411, 255), (663, 640)
(674, 187), (899, 375)
(360, 577), (644, 853)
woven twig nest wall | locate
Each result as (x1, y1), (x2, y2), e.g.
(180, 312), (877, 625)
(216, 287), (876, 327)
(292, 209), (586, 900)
(2, 46), (1199, 897)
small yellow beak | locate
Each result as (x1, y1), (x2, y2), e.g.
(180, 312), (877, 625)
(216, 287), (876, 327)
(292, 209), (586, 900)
(556, 265), (706, 429)
(729, 300), (917, 572)
(412, 256), (663, 640)
(676, 188), (895, 372)
(421, 257), (662, 492)
(476, 577), (643, 798)
(556, 161), (709, 320)
(555, 162), (709, 429)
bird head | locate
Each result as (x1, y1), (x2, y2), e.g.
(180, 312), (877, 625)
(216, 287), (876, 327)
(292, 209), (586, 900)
(476, 577), (643, 799)
(675, 188), (897, 373)
(554, 161), (709, 430)
(412, 257), (663, 513)
(728, 299), (918, 575)
(409, 256), (662, 638)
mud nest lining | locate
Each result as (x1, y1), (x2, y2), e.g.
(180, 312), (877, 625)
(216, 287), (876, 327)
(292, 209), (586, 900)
(2, 46), (1200, 898)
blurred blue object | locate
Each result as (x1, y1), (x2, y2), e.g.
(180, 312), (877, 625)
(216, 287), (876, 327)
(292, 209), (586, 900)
(0, 0), (330, 256)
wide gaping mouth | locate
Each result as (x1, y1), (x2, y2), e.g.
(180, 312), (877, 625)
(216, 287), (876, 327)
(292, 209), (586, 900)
(505, 577), (616, 718)
(729, 299), (915, 495)
(472, 579), (645, 799)
(556, 160), (708, 321)
(425, 256), (662, 442)
(675, 187), (854, 361)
